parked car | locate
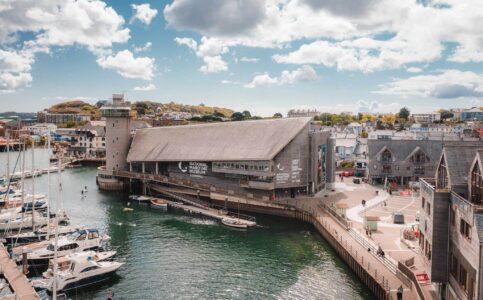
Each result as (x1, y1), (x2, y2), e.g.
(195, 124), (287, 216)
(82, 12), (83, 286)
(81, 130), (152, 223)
(352, 178), (361, 184)
(342, 170), (355, 177)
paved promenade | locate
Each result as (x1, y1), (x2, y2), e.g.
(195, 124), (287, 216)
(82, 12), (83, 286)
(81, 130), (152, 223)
(292, 197), (418, 299)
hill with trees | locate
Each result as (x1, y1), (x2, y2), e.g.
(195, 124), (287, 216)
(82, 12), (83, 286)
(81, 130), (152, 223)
(48, 100), (101, 120)
(132, 101), (234, 117)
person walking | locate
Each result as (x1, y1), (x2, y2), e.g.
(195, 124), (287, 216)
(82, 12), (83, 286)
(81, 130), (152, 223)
(397, 285), (403, 300)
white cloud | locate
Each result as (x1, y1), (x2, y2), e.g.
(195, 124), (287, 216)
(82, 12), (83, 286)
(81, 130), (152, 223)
(240, 57), (259, 63)
(131, 4), (158, 26)
(0, 72), (32, 93)
(165, 0), (483, 72)
(134, 83), (156, 91)
(174, 37), (197, 51)
(244, 65), (318, 88)
(221, 79), (241, 85)
(134, 42), (152, 53)
(175, 37), (228, 73)
(200, 56), (228, 73)
(0, 0), (131, 92)
(1, 0), (130, 49)
(406, 67), (423, 73)
(280, 65), (318, 84)
(244, 73), (278, 88)
(97, 50), (155, 80)
(375, 70), (483, 99)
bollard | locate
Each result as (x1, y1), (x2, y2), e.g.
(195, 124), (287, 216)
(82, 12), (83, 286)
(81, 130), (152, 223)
(22, 247), (28, 275)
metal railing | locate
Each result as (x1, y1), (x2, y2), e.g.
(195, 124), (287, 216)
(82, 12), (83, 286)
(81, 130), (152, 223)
(115, 170), (283, 205)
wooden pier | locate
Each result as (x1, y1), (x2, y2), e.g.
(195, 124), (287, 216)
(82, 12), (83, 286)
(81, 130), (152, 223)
(0, 244), (40, 299)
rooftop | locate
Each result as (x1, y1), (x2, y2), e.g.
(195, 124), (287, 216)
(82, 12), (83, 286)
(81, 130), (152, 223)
(127, 118), (311, 162)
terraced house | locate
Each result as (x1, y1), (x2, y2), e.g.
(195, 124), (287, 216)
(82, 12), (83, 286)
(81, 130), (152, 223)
(419, 145), (483, 299)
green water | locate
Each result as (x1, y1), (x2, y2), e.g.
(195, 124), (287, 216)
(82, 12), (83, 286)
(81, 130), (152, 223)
(1, 150), (373, 299)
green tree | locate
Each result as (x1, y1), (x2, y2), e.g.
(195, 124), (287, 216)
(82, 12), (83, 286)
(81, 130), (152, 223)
(440, 110), (454, 120)
(273, 113), (283, 118)
(242, 110), (252, 119)
(398, 107), (410, 120)
(231, 112), (245, 121)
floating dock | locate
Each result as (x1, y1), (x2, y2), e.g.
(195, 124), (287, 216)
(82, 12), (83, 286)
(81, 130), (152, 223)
(164, 199), (257, 228)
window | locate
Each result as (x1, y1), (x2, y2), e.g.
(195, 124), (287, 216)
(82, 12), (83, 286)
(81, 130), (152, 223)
(395, 165), (400, 171)
(422, 197), (425, 209)
(382, 165), (391, 173)
(459, 265), (468, 293)
(81, 266), (99, 273)
(380, 149), (392, 162)
(460, 219), (471, 240)
(471, 163), (482, 205)
(88, 231), (99, 239)
(451, 208), (456, 226)
(424, 240), (431, 260)
(426, 202), (431, 216)
(450, 254), (458, 278)
(414, 165), (425, 175)
(410, 150), (430, 163)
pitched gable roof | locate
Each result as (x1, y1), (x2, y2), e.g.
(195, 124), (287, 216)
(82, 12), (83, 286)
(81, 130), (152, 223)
(127, 117), (311, 162)
(441, 146), (483, 187)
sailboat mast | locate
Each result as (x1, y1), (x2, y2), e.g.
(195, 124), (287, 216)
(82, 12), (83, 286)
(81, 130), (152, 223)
(52, 154), (62, 299)
(31, 139), (35, 230)
(21, 142), (26, 218)
(6, 131), (9, 185)
(46, 130), (51, 238)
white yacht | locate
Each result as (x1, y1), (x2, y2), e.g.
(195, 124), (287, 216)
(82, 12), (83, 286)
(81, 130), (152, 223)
(31, 250), (122, 292)
(0, 210), (68, 231)
(13, 229), (110, 270)
(4, 224), (86, 245)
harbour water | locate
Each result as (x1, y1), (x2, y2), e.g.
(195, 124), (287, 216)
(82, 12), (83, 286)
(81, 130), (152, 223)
(1, 149), (372, 299)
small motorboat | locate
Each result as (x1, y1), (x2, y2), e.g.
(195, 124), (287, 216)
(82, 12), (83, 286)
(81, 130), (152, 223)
(31, 250), (123, 292)
(221, 217), (248, 229)
(128, 195), (151, 204)
(123, 207), (134, 212)
(150, 198), (168, 211)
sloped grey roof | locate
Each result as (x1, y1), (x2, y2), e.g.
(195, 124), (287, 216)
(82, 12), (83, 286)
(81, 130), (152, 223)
(367, 139), (483, 163)
(443, 146), (483, 187)
(127, 118), (311, 162)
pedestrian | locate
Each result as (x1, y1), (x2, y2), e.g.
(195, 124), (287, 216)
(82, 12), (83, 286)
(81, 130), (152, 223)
(365, 228), (368, 236)
(107, 290), (114, 300)
(369, 231), (372, 238)
(397, 285), (403, 300)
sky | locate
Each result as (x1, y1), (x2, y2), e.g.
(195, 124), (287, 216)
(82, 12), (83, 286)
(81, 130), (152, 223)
(0, 0), (482, 116)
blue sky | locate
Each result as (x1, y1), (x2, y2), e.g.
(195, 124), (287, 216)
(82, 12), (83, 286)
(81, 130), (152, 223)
(0, 0), (482, 116)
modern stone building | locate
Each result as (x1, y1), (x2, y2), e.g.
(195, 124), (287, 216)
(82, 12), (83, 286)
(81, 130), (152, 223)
(124, 117), (335, 199)
(419, 145), (483, 299)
